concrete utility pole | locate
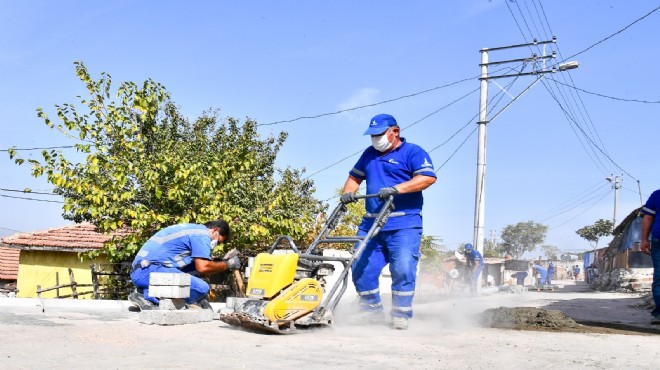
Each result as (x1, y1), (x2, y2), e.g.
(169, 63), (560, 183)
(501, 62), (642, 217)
(472, 38), (578, 294)
(606, 175), (621, 227)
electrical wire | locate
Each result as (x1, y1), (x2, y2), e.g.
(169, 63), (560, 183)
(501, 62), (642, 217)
(559, 4), (660, 63)
(547, 78), (660, 104)
(0, 145), (76, 152)
(540, 79), (638, 181)
(0, 188), (60, 196)
(0, 193), (64, 203)
(258, 76), (476, 126)
(548, 188), (612, 230)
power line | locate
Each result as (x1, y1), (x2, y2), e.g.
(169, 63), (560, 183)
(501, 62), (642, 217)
(560, 4), (660, 63)
(0, 194), (64, 203)
(540, 79), (637, 181)
(549, 189), (612, 230)
(513, 0), (616, 175)
(0, 226), (23, 233)
(303, 83), (483, 180)
(0, 188), (60, 196)
(0, 145), (76, 152)
(547, 78), (660, 104)
(257, 76), (476, 126)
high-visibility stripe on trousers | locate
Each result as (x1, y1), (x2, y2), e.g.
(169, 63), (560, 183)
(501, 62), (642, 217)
(352, 228), (422, 319)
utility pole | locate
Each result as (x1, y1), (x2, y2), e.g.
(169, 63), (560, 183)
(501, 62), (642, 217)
(606, 175), (621, 227)
(472, 38), (578, 295)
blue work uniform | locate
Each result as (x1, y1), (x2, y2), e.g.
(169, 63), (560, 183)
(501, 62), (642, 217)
(514, 271), (528, 285)
(464, 249), (485, 292)
(533, 264), (548, 285)
(641, 189), (660, 318)
(130, 223), (214, 305)
(546, 262), (555, 284)
(349, 138), (436, 319)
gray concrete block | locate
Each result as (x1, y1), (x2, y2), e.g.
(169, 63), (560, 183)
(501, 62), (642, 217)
(150, 272), (191, 286)
(138, 309), (213, 325)
(159, 298), (187, 310)
(149, 285), (190, 299)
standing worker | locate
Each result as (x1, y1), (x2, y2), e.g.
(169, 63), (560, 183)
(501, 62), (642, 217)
(546, 261), (555, 285)
(463, 243), (485, 294)
(128, 219), (241, 310)
(340, 113), (436, 330)
(641, 188), (660, 324)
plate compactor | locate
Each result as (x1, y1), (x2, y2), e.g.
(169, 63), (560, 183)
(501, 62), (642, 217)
(219, 194), (394, 334)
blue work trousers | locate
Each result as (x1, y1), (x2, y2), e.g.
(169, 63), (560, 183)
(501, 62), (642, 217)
(472, 264), (484, 292)
(651, 239), (660, 318)
(352, 228), (422, 319)
(130, 265), (209, 305)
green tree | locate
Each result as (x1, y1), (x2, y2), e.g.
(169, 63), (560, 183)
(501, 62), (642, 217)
(575, 219), (613, 250)
(419, 235), (448, 274)
(499, 221), (548, 259)
(540, 244), (560, 260)
(8, 62), (324, 262)
(483, 238), (503, 258)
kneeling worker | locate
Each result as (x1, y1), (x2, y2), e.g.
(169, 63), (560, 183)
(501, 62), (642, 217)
(128, 219), (240, 310)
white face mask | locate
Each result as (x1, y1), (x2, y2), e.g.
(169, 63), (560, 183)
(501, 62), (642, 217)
(371, 131), (392, 152)
(210, 238), (218, 250)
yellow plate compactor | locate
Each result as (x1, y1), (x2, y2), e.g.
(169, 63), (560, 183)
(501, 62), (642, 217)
(219, 194), (394, 334)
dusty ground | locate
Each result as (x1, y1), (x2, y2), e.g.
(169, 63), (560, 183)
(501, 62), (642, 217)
(1, 280), (659, 369)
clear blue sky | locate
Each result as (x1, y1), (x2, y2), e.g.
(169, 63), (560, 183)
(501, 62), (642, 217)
(1, 1), (659, 256)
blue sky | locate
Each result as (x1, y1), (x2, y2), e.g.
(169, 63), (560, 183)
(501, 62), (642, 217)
(1, 1), (659, 256)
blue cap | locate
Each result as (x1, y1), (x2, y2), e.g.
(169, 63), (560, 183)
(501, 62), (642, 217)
(464, 243), (473, 251)
(364, 114), (398, 135)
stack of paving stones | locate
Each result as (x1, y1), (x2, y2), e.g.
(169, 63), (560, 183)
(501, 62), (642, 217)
(138, 272), (213, 325)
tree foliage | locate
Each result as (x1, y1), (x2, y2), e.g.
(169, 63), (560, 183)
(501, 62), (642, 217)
(540, 244), (560, 260)
(575, 219), (613, 250)
(8, 62), (324, 262)
(499, 221), (548, 259)
(419, 235), (449, 274)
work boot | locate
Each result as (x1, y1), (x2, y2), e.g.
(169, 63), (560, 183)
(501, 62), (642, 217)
(196, 298), (213, 311)
(391, 316), (409, 330)
(128, 292), (156, 311)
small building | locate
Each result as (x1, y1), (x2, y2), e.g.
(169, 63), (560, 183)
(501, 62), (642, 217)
(0, 246), (20, 296)
(0, 223), (128, 299)
(591, 208), (653, 291)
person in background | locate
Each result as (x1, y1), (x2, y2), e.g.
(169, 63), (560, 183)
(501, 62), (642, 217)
(512, 270), (528, 286)
(340, 113), (436, 330)
(463, 243), (485, 294)
(532, 263), (548, 286)
(640, 188), (660, 324)
(128, 219), (240, 311)
(546, 261), (555, 285)
(573, 265), (581, 282)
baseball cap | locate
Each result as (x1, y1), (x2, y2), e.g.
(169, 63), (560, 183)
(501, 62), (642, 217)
(363, 114), (398, 135)
(464, 243), (474, 251)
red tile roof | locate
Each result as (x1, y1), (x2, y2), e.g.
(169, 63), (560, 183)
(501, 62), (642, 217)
(0, 223), (129, 253)
(0, 246), (19, 280)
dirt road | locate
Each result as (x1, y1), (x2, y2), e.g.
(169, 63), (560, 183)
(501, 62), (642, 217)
(1, 281), (658, 369)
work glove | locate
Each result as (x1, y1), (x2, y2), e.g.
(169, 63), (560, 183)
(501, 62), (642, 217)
(340, 192), (357, 204)
(225, 255), (241, 271)
(377, 186), (399, 200)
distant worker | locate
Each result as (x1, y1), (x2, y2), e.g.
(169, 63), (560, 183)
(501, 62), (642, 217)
(532, 264), (547, 286)
(463, 243), (485, 294)
(511, 271), (528, 286)
(340, 113), (436, 330)
(573, 265), (581, 282)
(128, 219), (241, 311)
(546, 262), (555, 285)
(640, 188), (660, 324)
